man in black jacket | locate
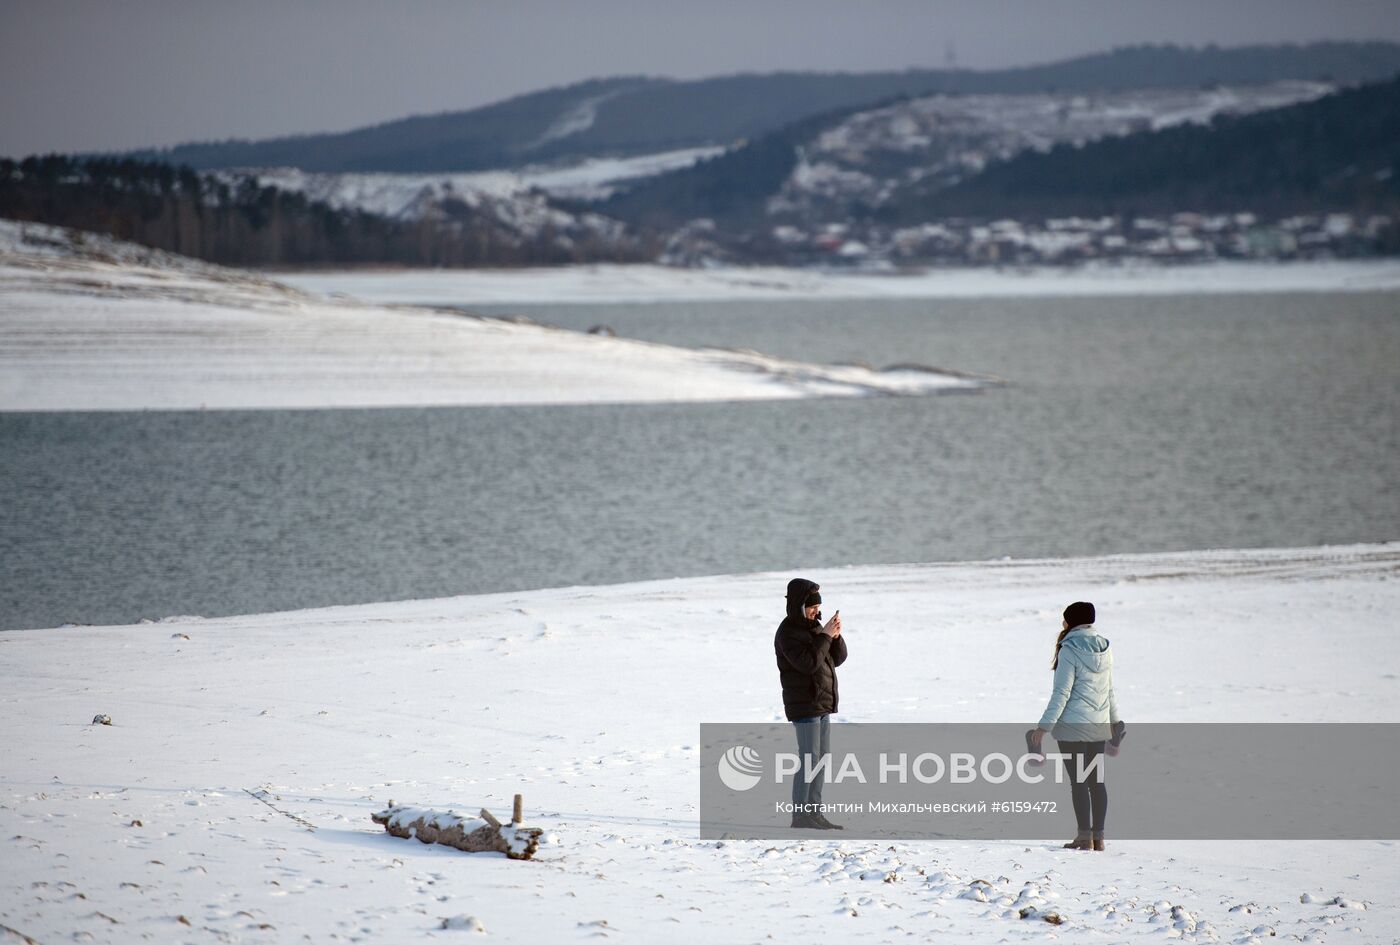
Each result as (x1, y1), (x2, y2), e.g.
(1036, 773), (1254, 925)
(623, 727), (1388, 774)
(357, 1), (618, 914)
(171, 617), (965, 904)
(774, 577), (846, 829)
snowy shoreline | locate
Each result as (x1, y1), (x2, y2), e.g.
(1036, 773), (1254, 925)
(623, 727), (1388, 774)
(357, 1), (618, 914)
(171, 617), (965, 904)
(4, 543), (1398, 941)
(276, 257), (1400, 306)
(0, 221), (986, 412)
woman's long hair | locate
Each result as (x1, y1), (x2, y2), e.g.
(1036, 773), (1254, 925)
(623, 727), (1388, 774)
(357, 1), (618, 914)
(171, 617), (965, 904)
(1053, 602), (1097, 668)
(1051, 627), (1072, 670)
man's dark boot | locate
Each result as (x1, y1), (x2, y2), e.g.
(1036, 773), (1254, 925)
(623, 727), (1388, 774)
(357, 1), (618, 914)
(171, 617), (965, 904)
(790, 812), (819, 829)
(1063, 830), (1093, 850)
(812, 812), (844, 830)
(1092, 831), (1105, 851)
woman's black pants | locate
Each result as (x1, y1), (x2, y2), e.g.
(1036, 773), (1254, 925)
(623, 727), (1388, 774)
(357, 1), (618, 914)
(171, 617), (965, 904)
(1057, 740), (1108, 832)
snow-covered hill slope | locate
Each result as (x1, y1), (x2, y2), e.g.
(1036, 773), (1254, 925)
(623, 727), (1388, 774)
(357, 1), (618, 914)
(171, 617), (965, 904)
(235, 84), (1326, 240)
(771, 81), (1332, 219)
(241, 146), (727, 216)
(2, 544), (1397, 942)
(216, 147), (724, 259)
(0, 221), (985, 411)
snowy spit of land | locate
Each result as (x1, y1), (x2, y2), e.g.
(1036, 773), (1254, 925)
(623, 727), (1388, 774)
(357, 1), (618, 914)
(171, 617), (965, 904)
(279, 256), (1400, 307)
(2, 543), (1397, 942)
(0, 220), (984, 412)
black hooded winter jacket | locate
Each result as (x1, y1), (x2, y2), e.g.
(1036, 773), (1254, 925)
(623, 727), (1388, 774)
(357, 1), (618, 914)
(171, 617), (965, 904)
(774, 578), (848, 721)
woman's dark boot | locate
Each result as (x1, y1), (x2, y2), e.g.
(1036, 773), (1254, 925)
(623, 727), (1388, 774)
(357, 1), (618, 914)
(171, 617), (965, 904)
(1092, 831), (1105, 851)
(1063, 830), (1093, 850)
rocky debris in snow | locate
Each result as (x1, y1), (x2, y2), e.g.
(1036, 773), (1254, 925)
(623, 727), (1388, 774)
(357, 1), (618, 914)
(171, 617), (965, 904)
(958, 884), (989, 902)
(90, 715), (111, 726)
(1170, 904), (1198, 931)
(439, 914), (486, 932)
(0, 924), (41, 945)
(1018, 906), (1065, 924)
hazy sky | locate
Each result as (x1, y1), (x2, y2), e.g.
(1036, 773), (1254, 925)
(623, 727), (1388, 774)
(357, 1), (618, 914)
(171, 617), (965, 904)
(4, 0), (1400, 155)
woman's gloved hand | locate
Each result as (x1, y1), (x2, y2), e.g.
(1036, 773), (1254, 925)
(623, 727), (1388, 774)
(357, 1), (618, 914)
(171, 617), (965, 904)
(1106, 720), (1127, 756)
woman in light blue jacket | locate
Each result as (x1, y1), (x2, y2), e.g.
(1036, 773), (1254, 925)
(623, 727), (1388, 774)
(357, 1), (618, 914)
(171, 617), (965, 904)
(1029, 601), (1122, 851)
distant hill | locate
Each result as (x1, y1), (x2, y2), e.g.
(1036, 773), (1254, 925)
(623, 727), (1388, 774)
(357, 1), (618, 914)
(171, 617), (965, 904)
(117, 42), (1400, 174)
(121, 77), (662, 175)
(598, 80), (1346, 229)
(904, 73), (1400, 220)
(594, 107), (852, 229)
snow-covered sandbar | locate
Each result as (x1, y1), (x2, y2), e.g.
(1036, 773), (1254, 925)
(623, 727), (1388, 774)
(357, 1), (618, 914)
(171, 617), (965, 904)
(3, 543), (1397, 942)
(278, 257), (1400, 306)
(0, 221), (985, 412)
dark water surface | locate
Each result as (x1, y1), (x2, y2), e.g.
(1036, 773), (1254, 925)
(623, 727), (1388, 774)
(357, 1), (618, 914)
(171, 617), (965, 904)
(3, 292), (1397, 630)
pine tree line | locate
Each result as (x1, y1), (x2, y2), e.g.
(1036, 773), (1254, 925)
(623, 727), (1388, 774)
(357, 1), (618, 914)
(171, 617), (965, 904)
(0, 155), (643, 267)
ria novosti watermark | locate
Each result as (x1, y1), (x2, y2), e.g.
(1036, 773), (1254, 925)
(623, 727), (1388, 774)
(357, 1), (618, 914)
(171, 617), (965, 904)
(699, 723), (1400, 840)
(737, 746), (1103, 790)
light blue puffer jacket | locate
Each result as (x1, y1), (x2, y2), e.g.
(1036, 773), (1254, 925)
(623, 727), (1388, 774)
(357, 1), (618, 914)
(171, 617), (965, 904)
(1038, 625), (1121, 741)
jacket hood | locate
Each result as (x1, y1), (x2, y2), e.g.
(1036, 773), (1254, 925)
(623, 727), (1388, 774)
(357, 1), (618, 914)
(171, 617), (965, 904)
(785, 578), (819, 621)
(1059, 626), (1111, 671)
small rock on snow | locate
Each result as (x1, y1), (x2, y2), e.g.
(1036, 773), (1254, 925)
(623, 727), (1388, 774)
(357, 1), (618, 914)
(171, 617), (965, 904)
(439, 914), (486, 932)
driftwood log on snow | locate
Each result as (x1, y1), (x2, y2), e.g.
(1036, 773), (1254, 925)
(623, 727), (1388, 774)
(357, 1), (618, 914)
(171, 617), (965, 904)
(372, 794), (543, 860)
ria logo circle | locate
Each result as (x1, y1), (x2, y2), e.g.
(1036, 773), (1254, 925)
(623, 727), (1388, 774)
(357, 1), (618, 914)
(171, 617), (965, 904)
(718, 745), (763, 791)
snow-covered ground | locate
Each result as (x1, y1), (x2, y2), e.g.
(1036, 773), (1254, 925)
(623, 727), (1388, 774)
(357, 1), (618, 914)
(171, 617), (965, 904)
(278, 257), (1400, 305)
(0, 221), (983, 411)
(3, 543), (1397, 942)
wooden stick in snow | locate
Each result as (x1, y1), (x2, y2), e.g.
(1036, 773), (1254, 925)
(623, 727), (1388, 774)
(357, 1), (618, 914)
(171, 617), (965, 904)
(373, 800), (543, 861)
(244, 787), (316, 832)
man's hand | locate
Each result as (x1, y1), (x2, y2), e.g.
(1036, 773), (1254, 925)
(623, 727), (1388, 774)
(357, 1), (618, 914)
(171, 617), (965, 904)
(822, 612), (842, 638)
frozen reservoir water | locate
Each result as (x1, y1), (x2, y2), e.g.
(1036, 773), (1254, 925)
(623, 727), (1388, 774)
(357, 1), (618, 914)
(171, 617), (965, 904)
(2, 290), (1397, 630)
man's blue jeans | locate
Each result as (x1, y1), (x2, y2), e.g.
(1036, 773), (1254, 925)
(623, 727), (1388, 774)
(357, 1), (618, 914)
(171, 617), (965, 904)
(791, 714), (831, 809)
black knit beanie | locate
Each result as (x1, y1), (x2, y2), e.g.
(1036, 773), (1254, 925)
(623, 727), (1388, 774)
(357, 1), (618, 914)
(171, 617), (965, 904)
(786, 578), (820, 605)
(1063, 601), (1095, 627)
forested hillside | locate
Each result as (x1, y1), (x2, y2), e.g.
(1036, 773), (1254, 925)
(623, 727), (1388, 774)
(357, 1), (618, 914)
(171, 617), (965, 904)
(905, 73), (1400, 220)
(0, 156), (642, 266)
(121, 43), (1400, 174)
